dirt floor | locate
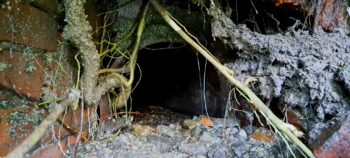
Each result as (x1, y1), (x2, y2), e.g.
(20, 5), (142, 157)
(77, 106), (299, 158)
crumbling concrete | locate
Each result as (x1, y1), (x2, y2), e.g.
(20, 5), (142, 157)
(210, 6), (350, 141)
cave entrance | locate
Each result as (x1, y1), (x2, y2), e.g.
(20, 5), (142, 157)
(131, 43), (227, 117)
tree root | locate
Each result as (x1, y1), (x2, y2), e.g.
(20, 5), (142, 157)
(63, 0), (148, 108)
(63, 0), (100, 105)
(5, 1), (151, 157)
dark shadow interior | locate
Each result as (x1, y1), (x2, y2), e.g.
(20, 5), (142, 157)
(130, 43), (226, 117)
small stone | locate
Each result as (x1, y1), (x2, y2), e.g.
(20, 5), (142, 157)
(212, 118), (240, 128)
(147, 135), (176, 152)
(253, 146), (269, 157)
(174, 123), (183, 131)
(199, 131), (220, 144)
(191, 126), (205, 139)
(190, 155), (207, 158)
(238, 129), (248, 140)
(179, 142), (208, 155)
(157, 125), (179, 138)
(224, 127), (239, 136)
(208, 146), (233, 158)
(183, 119), (200, 130)
(162, 152), (189, 158)
(233, 142), (250, 157)
(132, 124), (154, 136)
(84, 144), (93, 151)
(251, 127), (276, 143)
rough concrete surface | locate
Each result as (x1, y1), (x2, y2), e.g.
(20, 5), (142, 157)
(212, 11), (350, 141)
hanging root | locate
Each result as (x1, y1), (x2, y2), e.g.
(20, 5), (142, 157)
(63, 0), (100, 105)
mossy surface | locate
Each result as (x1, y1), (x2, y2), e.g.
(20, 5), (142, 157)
(7, 108), (42, 137)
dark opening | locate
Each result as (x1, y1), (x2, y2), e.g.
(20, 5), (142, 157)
(131, 43), (226, 117)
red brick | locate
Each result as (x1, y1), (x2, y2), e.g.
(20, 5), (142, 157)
(0, 108), (38, 156)
(29, 0), (59, 15)
(29, 141), (67, 158)
(0, 2), (58, 51)
(314, 115), (350, 158)
(0, 51), (44, 100)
